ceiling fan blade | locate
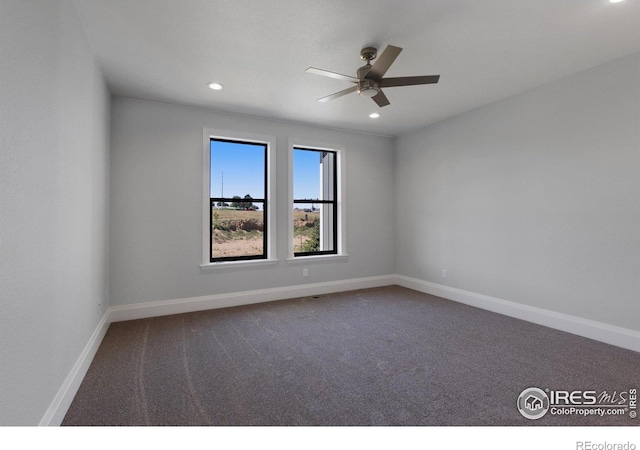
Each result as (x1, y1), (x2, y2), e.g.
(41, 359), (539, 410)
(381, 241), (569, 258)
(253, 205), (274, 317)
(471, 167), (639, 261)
(366, 45), (402, 81)
(306, 67), (359, 83)
(380, 75), (440, 87)
(372, 90), (390, 107)
(317, 85), (358, 103)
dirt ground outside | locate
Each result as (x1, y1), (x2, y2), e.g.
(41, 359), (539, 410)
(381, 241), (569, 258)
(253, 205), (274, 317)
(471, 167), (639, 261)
(211, 232), (312, 257)
(212, 237), (263, 258)
(210, 208), (318, 258)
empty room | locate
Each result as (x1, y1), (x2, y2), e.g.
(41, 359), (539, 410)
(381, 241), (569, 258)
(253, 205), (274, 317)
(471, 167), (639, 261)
(1, 0), (639, 445)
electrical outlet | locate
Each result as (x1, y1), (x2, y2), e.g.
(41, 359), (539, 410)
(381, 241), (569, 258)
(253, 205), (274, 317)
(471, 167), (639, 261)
(442, 269), (448, 279)
(303, 268), (309, 277)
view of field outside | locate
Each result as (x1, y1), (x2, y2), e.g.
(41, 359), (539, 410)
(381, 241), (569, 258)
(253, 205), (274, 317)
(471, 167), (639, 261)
(209, 141), (323, 259)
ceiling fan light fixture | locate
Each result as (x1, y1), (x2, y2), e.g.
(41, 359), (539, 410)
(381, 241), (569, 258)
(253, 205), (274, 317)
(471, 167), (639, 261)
(359, 87), (379, 98)
(357, 79), (379, 98)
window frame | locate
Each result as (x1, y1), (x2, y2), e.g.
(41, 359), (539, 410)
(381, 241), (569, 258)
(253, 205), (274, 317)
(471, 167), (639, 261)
(292, 147), (338, 257)
(202, 129), (277, 268)
(288, 139), (347, 261)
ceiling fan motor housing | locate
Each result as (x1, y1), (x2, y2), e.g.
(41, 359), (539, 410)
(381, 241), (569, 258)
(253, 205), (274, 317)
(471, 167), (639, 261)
(357, 62), (379, 98)
(357, 64), (372, 80)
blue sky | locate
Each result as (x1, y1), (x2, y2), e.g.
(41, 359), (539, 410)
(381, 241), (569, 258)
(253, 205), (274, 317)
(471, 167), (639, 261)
(210, 141), (321, 201)
(293, 149), (322, 200)
(210, 140), (265, 199)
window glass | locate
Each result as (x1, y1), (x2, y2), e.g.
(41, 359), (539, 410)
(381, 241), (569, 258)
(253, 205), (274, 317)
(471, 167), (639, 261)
(210, 139), (267, 261)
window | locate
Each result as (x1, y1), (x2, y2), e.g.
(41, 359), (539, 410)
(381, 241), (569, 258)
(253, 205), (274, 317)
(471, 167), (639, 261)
(206, 136), (271, 263)
(293, 147), (337, 257)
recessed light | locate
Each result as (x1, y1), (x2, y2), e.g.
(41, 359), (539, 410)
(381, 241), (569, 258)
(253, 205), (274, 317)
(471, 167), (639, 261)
(208, 82), (223, 90)
(609, 0), (625, 3)
(369, 113), (380, 119)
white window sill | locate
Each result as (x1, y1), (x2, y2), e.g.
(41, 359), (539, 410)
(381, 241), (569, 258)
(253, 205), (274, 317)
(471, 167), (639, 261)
(286, 254), (349, 265)
(200, 259), (279, 271)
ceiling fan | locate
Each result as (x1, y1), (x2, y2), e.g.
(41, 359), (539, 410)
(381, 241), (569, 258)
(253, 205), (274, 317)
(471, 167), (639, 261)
(306, 45), (440, 107)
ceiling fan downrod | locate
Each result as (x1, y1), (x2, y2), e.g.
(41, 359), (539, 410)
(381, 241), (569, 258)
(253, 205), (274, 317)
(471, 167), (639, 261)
(357, 47), (380, 97)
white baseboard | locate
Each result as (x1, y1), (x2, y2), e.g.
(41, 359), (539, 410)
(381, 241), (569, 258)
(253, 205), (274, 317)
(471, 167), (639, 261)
(39, 310), (111, 426)
(42, 273), (638, 425)
(395, 275), (640, 353)
(108, 275), (396, 323)
(111, 274), (640, 353)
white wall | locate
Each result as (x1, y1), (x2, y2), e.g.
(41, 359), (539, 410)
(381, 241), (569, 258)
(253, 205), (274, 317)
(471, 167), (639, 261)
(0, 0), (110, 425)
(109, 98), (395, 306)
(395, 52), (640, 331)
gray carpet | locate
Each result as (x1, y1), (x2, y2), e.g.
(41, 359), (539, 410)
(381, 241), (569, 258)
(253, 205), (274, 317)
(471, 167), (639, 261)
(62, 286), (640, 426)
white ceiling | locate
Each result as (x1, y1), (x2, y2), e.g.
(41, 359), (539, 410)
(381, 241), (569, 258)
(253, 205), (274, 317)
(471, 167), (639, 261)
(72, 0), (640, 137)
